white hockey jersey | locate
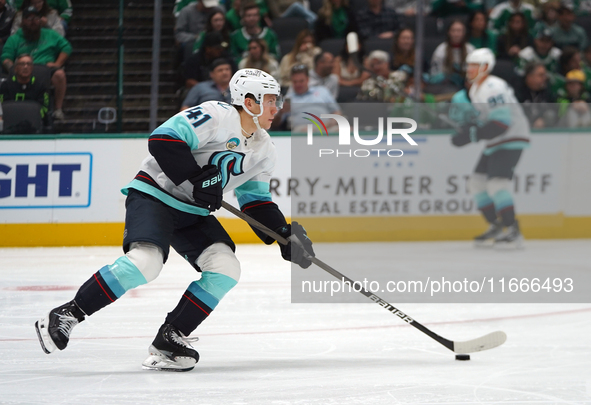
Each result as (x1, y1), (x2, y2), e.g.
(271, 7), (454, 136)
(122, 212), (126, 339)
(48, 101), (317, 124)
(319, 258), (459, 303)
(468, 75), (530, 155)
(122, 101), (276, 215)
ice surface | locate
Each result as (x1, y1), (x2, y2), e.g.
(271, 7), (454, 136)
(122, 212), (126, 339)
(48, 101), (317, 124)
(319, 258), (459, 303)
(1, 241), (590, 404)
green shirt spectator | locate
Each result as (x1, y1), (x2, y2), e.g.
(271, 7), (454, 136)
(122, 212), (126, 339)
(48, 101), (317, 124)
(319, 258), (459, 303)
(489, 0), (537, 34)
(1, 27), (71, 65)
(230, 26), (279, 61)
(229, 3), (279, 61)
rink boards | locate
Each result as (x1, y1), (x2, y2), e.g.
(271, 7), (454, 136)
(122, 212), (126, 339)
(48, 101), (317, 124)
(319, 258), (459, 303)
(0, 132), (590, 246)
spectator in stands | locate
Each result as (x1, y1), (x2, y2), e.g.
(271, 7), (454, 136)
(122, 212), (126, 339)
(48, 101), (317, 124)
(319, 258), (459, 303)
(281, 64), (341, 132)
(309, 51), (339, 99)
(333, 41), (371, 86)
(466, 10), (497, 50)
(278, 29), (321, 87)
(532, 1), (559, 36)
(515, 62), (557, 128)
(558, 46), (582, 77)
(226, 0), (242, 31)
(184, 31), (236, 89)
(314, 0), (357, 44)
(431, 0), (483, 18)
(0, 0), (15, 52)
(489, 0), (537, 34)
(180, 58), (232, 110)
(238, 38), (279, 79)
(1, 6), (70, 119)
(516, 28), (561, 75)
(0, 53), (49, 126)
(551, 4), (588, 50)
(12, 0), (64, 37)
(192, 8), (231, 53)
(391, 28), (416, 71)
(496, 12), (532, 61)
(230, 2), (280, 61)
(558, 69), (591, 127)
(355, 0), (400, 41)
(175, 0), (221, 48)
(358, 50), (403, 102)
(430, 20), (474, 87)
(267, 1), (317, 28)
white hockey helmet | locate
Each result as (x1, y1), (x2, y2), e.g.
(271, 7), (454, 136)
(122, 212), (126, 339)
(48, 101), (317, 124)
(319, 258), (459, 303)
(230, 68), (282, 129)
(466, 48), (496, 82)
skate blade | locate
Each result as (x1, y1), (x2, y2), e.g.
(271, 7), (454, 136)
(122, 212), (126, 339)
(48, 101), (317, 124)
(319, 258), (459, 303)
(34, 316), (57, 354)
(141, 347), (196, 372)
(474, 239), (495, 248)
(494, 237), (524, 250)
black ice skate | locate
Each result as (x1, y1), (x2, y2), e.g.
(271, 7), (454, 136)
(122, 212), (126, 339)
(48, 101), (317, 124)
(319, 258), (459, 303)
(35, 301), (85, 354)
(494, 221), (524, 249)
(142, 323), (200, 372)
(474, 221), (503, 247)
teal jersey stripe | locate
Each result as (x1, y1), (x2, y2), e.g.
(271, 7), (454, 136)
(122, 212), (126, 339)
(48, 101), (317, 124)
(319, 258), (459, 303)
(122, 179), (210, 216)
(98, 265), (126, 298)
(492, 189), (514, 211)
(109, 256), (148, 291)
(235, 180), (272, 207)
(195, 272), (238, 302)
(484, 141), (530, 155)
(474, 191), (494, 209)
(158, 115), (200, 150)
(187, 281), (220, 310)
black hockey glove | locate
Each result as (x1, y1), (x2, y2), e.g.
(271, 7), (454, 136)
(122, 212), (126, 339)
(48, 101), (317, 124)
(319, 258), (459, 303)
(276, 222), (315, 269)
(451, 124), (476, 147)
(189, 165), (223, 211)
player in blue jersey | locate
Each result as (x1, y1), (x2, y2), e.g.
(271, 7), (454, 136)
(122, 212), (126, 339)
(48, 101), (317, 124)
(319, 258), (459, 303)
(450, 48), (530, 248)
(34, 69), (315, 372)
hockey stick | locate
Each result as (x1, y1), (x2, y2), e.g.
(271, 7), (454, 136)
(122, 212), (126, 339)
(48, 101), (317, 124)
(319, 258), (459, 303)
(222, 200), (507, 354)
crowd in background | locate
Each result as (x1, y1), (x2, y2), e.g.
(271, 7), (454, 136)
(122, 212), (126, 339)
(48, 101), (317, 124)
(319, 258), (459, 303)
(172, 0), (591, 130)
(0, 0), (72, 133)
(0, 0), (590, 133)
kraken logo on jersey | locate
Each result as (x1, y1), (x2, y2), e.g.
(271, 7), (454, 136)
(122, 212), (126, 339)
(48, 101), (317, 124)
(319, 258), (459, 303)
(209, 151), (246, 188)
(226, 137), (240, 150)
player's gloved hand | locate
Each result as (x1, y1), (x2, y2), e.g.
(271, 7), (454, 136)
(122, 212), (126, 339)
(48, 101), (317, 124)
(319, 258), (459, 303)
(189, 165), (223, 211)
(276, 222), (315, 269)
(451, 124), (476, 147)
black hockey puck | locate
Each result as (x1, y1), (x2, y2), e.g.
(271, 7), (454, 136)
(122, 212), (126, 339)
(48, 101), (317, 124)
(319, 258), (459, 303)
(455, 354), (470, 361)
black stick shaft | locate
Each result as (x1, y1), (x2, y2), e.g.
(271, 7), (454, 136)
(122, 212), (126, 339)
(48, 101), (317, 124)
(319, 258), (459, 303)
(221, 201), (455, 352)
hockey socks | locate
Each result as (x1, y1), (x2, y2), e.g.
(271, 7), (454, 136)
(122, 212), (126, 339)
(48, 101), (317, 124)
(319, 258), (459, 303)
(492, 189), (516, 227)
(474, 191), (498, 224)
(165, 273), (237, 336)
(74, 256), (149, 315)
(74, 267), (120, 315)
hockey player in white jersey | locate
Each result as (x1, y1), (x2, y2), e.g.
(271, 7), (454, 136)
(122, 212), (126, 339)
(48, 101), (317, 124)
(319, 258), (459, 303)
(34, 69), (315, 372)
(450, 48), (530, 247)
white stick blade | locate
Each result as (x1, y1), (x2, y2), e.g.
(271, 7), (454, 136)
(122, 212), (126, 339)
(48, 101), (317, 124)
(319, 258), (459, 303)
(453, 331), (507, 353)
